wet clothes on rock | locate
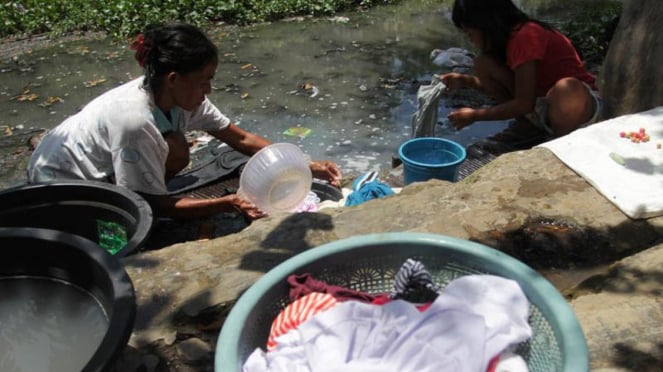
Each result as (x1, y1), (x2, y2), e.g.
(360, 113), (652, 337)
(27, 77), (231, 195)
(344, 171), (395, 207)
(243, 274), (532, 372)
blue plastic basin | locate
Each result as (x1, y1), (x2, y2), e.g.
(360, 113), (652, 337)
(398, 137), (467, 184)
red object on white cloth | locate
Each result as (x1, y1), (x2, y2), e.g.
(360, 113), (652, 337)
(267, 292), (338, 351)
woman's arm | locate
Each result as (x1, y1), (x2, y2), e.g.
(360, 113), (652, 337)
(208, 123), (342, 186)
(447, 61), (539, 129)
(207, 123), (271, 156)
(440, 72), (482, 91)
(140, 193), (266, 220)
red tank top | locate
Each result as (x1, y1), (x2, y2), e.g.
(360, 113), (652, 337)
(507, 22), (597, 96)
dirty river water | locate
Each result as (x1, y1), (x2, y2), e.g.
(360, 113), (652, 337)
(0, 0), (617, 190)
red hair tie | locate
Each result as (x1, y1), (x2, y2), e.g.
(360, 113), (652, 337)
(130, 33), (148, 67)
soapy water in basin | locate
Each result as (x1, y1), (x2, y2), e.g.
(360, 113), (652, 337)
(0, 276), (109, 372)
(407, 148), (461, 166)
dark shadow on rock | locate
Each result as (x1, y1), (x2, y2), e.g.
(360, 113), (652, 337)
(131, 291), (177, 336)
(141, 214), (249, 251)
(569, 265), (663, 298)
(474, 216), (662, 269)
(612, 342), (663, 372)
(122, 255), (162, 269)
(237, 212), (335, 272)
(110, 289), (231, 371)
(260, 212), (334, 249)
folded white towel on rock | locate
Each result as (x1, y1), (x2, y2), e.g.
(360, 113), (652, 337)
(537, 106), (663, 219)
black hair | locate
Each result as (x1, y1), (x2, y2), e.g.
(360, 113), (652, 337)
(451, 0), (552, 62)
(132, 23), (218, 93)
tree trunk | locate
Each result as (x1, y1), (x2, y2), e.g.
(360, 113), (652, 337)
(599, 0), (663, 119)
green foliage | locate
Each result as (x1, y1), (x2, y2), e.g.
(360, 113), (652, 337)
(0, 0), (397, 39)
(557, 1), (623, 64)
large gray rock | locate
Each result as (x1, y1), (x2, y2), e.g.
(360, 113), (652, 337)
(121, 147), (663, 370)
(571, 242), (663, 371)
(600, 0), (663, 118)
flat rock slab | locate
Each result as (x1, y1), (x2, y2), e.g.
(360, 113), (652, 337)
(121, 147), (663, 370)
(570, 242), (663, 371)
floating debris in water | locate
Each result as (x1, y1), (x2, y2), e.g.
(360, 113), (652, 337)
(68, 45), (91, 55)
(283, 127), (312, 139)
(301, 83), (319, 97)
(105, 51), (121, 59)
(83, 78), (107, 88)
(39, 96), (63, 108)
(328, 16), (350, 23)
(12, 89), (38, 101)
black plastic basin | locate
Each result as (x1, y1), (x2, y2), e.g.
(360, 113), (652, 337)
(0, 227), (136, 372)
(0, 180), (153, 257)
(311, 180), (343, 202)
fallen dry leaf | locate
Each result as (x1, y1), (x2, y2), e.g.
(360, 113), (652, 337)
(105, 51), (120, 59)
(39, 96), (64, 108)
(71, 46), (91, 55)
(14, 90), (38, 101)
(84, 78), (107, 88)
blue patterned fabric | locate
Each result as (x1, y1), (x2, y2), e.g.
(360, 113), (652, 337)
(344, 171), (395, 207)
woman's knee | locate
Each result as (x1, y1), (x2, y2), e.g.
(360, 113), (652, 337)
(546, 77), (595, 136)
(164, 131), (190, 179)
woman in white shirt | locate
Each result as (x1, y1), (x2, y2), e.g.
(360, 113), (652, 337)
(28, 23), (342, 220)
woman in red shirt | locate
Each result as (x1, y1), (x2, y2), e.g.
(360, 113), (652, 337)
(440, 0), (602, 138)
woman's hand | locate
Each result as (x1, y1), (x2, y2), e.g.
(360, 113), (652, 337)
(309, 160), (342, 187)
(439, 73), (467, 91)
(230, 194), (267, 220)
(448, 107), (477, 130)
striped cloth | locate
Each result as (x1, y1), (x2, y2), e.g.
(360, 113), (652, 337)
(390, 258), (442, 299)
(267, 292), (338, 351)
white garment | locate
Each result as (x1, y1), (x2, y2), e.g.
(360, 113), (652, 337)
(243, 275), (532, 372)
(494, 350), (529, 372)
(27, 77), (230, 195)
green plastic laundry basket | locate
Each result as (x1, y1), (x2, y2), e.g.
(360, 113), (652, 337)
(215, 232), (588, 372)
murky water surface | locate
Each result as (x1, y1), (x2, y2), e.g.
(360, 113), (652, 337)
(0, 276), (108, 372)
(0, 0), (614, 188)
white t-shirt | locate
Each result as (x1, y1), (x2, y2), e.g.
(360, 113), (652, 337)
(27, 77), (230, 195)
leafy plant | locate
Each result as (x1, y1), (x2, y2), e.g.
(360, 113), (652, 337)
(0, 0), (398, 39)
(557, 1), (622, 65)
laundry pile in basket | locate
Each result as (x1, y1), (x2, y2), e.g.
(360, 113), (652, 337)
(242, 259), (532, 372)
